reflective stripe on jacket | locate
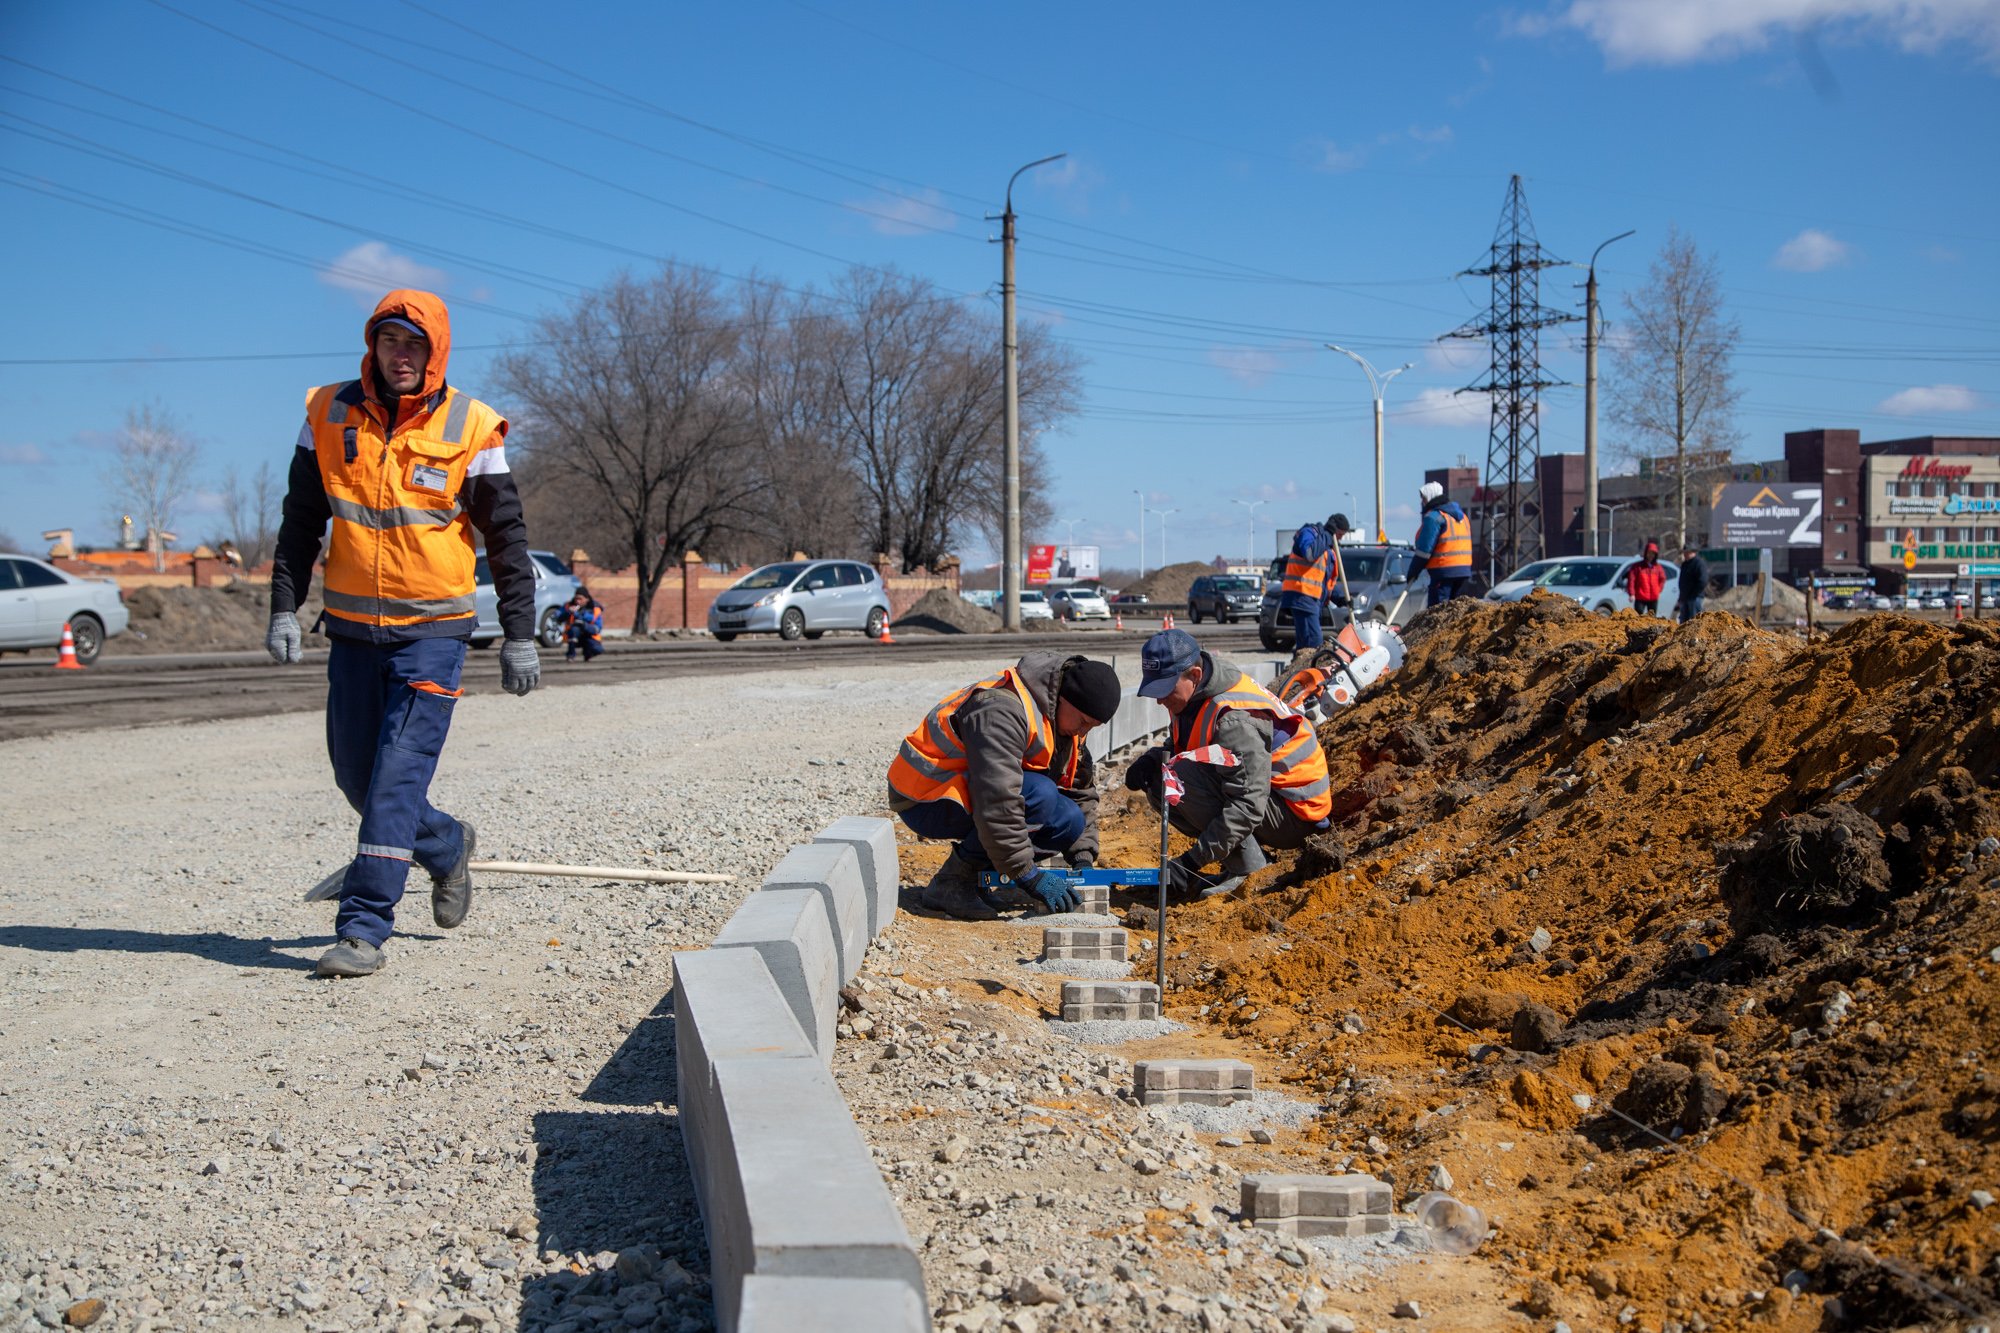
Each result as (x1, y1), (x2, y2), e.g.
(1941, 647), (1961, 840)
(305, 379), (504, 634)
(1170, 668), (1333, 822)
(1281, 551), (1329, 601)
(1430, 510), (1473, 573)
(887, 666), (1082, 810)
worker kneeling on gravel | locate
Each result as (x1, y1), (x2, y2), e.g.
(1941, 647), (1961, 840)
(1127, 628), (1333, 900)
(267, 289), (541, 980)
(889, 653), (1121, 920)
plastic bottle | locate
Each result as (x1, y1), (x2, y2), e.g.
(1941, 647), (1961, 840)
(1411, 1191), (1488, 1255)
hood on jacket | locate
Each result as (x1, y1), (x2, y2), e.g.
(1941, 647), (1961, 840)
(362, 289), (452, 403)
(1189, 650), (1241, 705)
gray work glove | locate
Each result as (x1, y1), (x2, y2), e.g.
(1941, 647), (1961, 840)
(266, 612), (303, 664)
(499, 637), (540, 696)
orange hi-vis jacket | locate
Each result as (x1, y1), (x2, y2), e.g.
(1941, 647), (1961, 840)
(887, 666), (1081, 810)
(1429, 510), (1473, 573)
(1170, 668), (1333, 822)
(303, 380), (505, 635)
(1281, 550), (1330, 601)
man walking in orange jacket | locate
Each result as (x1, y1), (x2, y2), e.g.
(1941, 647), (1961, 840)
(267, 290), (540, 978)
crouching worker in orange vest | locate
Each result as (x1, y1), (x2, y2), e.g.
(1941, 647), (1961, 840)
(266, 289), (541, 980)
(1125, 628), (1333, 901)
(889, 653), (1122, 920)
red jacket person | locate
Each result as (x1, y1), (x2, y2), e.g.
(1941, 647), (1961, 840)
(267, 289), (540, 978)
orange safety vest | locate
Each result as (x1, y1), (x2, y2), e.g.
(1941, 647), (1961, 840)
(305, 380), (505, 634)
(887, 667), (1081, 809)
(1282, 550), (1330, 600)
(1170, 669), (1332, 822)
(1430, 510), (1473, 573)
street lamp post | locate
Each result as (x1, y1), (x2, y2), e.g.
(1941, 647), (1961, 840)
(998, 152), (1067, 631)
(1599, 501), (1633, 557)
(1326, 345), (1413, 543)
(1232, 498), (1266, 568)
(1133, 489), (1148, 580)
(1583, 230), (1635, 562)
(1158, 508), (1179, 572)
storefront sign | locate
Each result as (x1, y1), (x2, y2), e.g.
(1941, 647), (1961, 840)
(1900, 457), (1975, 481)
(1887, 497), (1944, 515)
(1710, 483), (1822, 547)
(1945, 495), (2000, 515)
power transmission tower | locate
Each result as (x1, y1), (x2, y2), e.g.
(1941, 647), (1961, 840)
(1446, 176), (1579, 577)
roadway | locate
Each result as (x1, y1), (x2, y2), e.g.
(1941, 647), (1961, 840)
(0, 619), (1264, 743)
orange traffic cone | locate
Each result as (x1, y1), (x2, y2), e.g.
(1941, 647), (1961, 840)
(54, 622), (85, 670)
(877, 615), (896, 645)
(1114, 612), (1124, 631)
(1163, 612), (1175, 630)
(1955, 599), (1963, 622)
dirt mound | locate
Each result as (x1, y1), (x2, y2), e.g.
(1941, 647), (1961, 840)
(1121, 561), (1215, 605)
(893, 586), (1002, 635)
(1099, 595), (2000, 1328)
(117, 581), (321, 655)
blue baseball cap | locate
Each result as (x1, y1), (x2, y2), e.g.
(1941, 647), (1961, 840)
(1137, 628), (1201, 698)
(371, 315), (427, 339)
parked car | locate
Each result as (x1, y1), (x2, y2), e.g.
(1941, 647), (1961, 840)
(1984, 593), (1999, 610)
(1825, 595), (1855, 611)
(1108, 592), (1151, 609)
(1921, 593), (1948, 611)
(1048, 585), (1110, 621)
(960, 589), (999, 611)
(472, 549), (583, 649)
(0, 554), (129, 664)
(1485, 559), (1567, 604)
(706, 559), (891, 642)
(1256, 544), (1429, 651)
(1186, 574), (1262, 624)
(1525, 557), (1663, 615)
(1866, 594), (1895, 611)
(1019, 589), (1055, 622)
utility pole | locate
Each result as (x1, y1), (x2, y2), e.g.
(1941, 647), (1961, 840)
(1158, 508), (1178, 571)
(1232, 498), (1266, 568)
(996, 153), (1066, 630)
(1326, 345), (1412, 544)
(1584, 230), (1634, 556)
(1133, 489), (1147, 579)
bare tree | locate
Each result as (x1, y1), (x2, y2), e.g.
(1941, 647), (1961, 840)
(1607, 225), (1743, 548)
(732, 278), (861, 562)
(498, 265), (769, 633)
(213, 459), (281, 570)
(104, 403), (201, 572)
(821, 267), (1080, 572)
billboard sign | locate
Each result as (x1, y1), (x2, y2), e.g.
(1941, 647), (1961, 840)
(1709, 483), (1822, 548)
(1027, 544), (1100, 584)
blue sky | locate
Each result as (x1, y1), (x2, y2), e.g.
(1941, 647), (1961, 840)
(2, 0), (1996, 567)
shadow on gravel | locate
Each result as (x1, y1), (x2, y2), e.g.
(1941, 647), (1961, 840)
(0, 925), (327, 971)
(521, 985), (712, 1330)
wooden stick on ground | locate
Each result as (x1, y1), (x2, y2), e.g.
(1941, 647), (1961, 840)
(303, 860), (733, 902)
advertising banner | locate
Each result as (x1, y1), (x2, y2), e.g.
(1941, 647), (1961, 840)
(1028, 544), (1100, 583)
(1709, 483), (1823, 548)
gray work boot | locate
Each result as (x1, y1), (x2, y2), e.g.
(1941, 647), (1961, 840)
(316, 938), (387, 978)
(920, 852), (1001, 921)
(432, 822), (475, 929)
(1201, 840), (1270, 899)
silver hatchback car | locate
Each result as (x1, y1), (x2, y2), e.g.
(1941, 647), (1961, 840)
(0, 554), (129, 664)
(472, 549), (584, 648)
(709, 559), (891, 641)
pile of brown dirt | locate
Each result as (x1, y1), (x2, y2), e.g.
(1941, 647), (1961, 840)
(893, 586), (1003, 635)
(1100, 590), (2000, 1329)
(116, 581), (322, 655)
(1712, 576), (1812, 620)
(1122, 560), (1216, 605)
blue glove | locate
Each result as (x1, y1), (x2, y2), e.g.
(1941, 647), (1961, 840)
(1018, 868), (1079, 916)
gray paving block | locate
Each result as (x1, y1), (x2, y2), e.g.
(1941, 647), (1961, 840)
(1043, 927), (1129, 962)
(1140, 1086), (1254, 1107)
(1061, 1002), (1160, 1022)
(703, 1056), (927, 1331)
(1251, 1213), (1394, 1239)
(1062, 981), (1158, 1006)
(671, 949), (815, 1221)
(812, 816), (900, 941)
(1240, 1173), (1393, 1220)
(737, 1274), (928, 1333)
(712, 889), (839, 1059)
(1135, 1057), (1254, 1092)
(1074, 884), (1111, 915)
(760, 842), (870, 984)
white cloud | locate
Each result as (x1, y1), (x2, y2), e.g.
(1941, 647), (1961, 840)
(1424, 340), (1484, 373)
(1529, 0), (2000, 67)
(1308, 138), (1368, 172)
(1405, 123), (1455, 144)
(1772, 228), (1854, 271)
(1029, 156), (1106, 214)
(1208, 346), (1282, 387)
(1399, 387), (1491, 429)
(856, 188), (957, 237)
(319, 242), (448, 302)
(1878, 383), (1986, 414)
(0, 442), (49, 465)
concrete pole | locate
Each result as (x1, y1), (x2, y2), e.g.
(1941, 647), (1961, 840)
(1584, 231), (1633, 557)
(1372, 396), (1386, 543)
(997, 154), (1066, 631)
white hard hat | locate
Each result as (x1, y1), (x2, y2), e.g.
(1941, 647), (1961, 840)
(1419, 481), (1444, 503)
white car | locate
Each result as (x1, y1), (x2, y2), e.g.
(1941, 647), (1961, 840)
(1018, 590), (1056, 621)
(1048, 586), (1110, 621)
(1485, 559), (1566, 603)
(1509, 556), (1664, 615)
(0, 554), (130, 664)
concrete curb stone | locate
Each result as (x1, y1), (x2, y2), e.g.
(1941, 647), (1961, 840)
(759, 842), (870, 984)
(711, 888), (840, 1059)
(812, 816), (900, 939)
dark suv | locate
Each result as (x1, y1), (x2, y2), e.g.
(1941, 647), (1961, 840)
(1256, 543), (1428, 651)
(1186, 574), (1263, 624)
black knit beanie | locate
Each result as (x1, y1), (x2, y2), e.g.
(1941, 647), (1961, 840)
(1059, 659), (1123, 724)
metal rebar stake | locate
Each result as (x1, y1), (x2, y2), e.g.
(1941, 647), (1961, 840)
(1156, 776), (1170, 994)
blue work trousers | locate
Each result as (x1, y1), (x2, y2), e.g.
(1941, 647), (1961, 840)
(326, 635), (468, 946)
(1290, 607), (1324, 651)
(1427, 574), (1470, 608)
(899, 771), (1084, 868)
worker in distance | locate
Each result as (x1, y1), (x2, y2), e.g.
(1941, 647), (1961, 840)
(267, 289), (541, 979)
(889, 653), (1123, 920)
